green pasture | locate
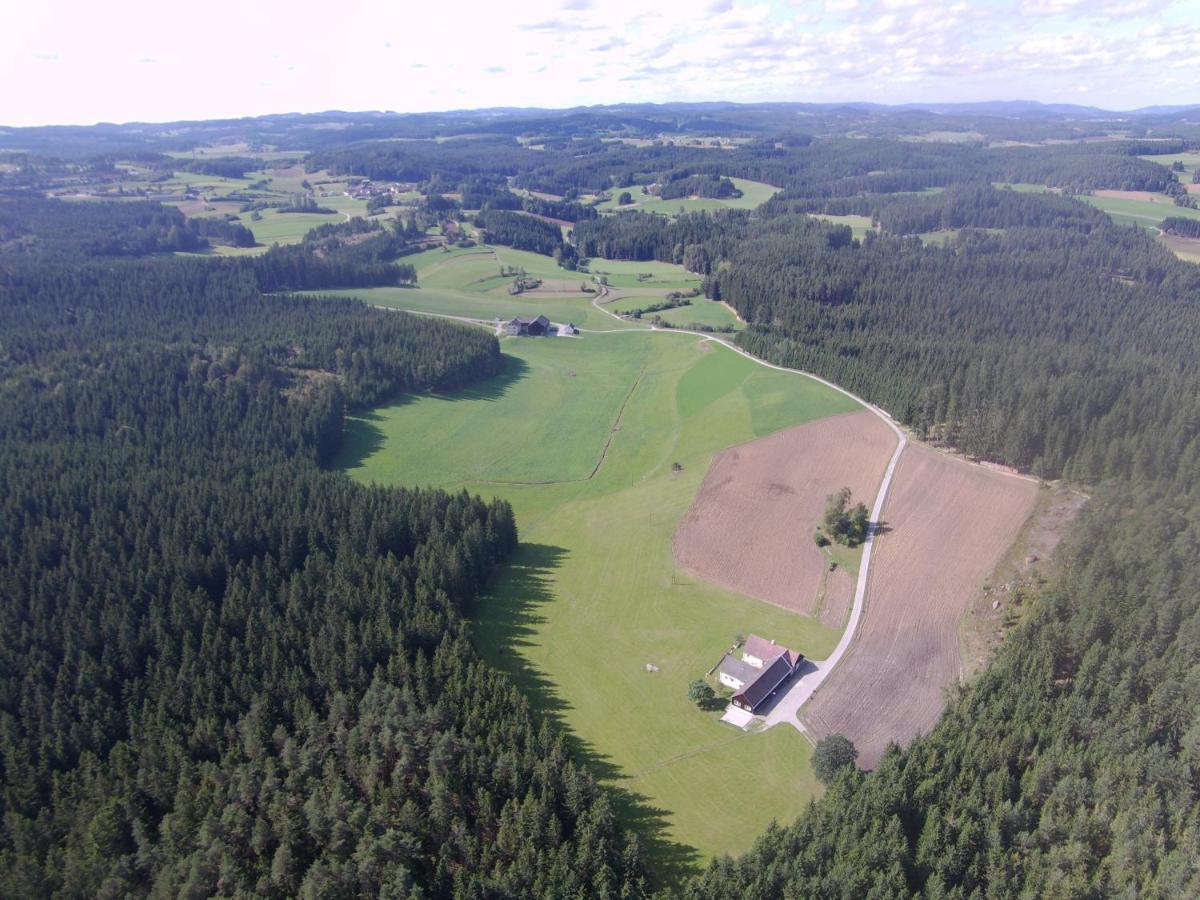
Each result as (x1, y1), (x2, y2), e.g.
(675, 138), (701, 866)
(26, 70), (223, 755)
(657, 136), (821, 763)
(1079, 193), (1200, 230)
(320, 285), (623, 331)
(993, 182), (1050, 193)
(1139, 151), (1200, 179)
(336, 328), (860, 871)
(326, 243), (702, 330)
(655, 300), (742, 331)
(595, 177), (779, 214)
(246, 208), (345, 244)
(581, 256), (702, 291)
(807, 213), (877, 240)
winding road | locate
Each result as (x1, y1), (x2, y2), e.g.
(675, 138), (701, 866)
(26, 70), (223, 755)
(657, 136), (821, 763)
(588, 299), (909, 733)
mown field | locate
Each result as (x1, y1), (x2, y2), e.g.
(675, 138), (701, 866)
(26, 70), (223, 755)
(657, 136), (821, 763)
(807, 212), (877, 240)
(594, 177), (778, 214)
(325, 243), (714, 331)
(336, 319), (862, 868)
(1078, 192), (1200, 230)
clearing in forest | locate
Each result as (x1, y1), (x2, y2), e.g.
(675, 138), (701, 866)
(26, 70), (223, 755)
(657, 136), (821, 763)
(673, 410), (897, 616)
(593, 177), (779, 214)
(339, 328), (859, 872)
(801, 443), (1038, 769)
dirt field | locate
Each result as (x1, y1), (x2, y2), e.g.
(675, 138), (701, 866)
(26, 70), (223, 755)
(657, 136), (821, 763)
(673, 409), (897, 616)
(801, 444), (1038, 768)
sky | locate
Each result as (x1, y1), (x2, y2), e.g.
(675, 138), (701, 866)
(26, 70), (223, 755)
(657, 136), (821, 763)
(4, 0), (1199, 127)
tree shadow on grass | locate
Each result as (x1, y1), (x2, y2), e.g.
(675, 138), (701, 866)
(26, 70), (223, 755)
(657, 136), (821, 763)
(471, 542), (702, 887)
(329, 354), (531, 472)
(429, 353), (529, 404)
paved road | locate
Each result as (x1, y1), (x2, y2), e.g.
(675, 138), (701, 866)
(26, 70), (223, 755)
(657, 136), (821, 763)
(583, 291), (913, 734)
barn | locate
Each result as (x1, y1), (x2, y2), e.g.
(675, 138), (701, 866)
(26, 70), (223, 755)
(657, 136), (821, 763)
(504, 314), (551, 336)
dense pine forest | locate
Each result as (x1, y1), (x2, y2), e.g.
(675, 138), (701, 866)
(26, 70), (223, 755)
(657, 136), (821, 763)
(0, 217), (644, 896)
(3, 103), (1200, 896)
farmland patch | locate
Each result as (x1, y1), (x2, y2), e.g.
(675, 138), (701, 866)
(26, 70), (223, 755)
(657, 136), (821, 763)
(800, 444), (1038, 768)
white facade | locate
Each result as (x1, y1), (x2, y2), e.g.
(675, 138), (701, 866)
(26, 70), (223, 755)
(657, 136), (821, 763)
(719, 671), (746, 690)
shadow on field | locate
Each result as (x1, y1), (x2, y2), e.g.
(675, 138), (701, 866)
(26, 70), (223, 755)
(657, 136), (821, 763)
(431, 353), (528, 404)
(328, 354), (530, 472)
(472, 541), (702, 886)
(331, 409), (393, 472)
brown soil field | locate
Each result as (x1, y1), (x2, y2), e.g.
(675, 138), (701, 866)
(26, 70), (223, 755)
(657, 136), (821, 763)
(673, 409), (897, 616)
(1186, 184), (1200, 195)
(801, 443), (1037, 768)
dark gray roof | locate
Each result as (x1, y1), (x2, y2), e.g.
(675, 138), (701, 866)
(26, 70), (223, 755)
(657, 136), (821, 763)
(513, 314), (550, 326)
(733, 654), (795, 711)
(718, 654), (757, 685)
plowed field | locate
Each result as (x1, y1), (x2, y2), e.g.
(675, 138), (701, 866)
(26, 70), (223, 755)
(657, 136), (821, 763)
(802, 444), (1038, 767)
(673, 409), (898, 617)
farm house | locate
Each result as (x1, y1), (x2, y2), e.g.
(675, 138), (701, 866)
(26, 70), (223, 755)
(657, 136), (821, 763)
(503, 314), (550, 336)
(717, 635), (804, 713)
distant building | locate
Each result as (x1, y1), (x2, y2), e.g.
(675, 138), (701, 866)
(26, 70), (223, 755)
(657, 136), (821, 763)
(503, 314), (550, 336)
(559, 323), (578, 336)
(717, 634), (804, 713)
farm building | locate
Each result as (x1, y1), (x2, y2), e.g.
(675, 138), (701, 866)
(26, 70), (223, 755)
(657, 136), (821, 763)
(504, 315), (551, 336)
(717, 634), (804, 713)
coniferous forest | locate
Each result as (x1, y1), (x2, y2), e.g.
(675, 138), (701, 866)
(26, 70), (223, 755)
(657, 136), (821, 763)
(0, 204), (643, 897)
(2, 103), (1200, 897)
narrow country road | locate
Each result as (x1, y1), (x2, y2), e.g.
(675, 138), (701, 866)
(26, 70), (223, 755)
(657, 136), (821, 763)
(387, 287), (909, 733)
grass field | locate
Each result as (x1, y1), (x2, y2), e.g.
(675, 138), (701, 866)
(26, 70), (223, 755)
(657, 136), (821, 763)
(807, 213), (877, 240)
(655, 300), (742, 330)
(337, 330), (861, 873)
(244, 208), (345, 244)
(324, 244), (706, 331)
(1078, 192), (1200, 230)
(1139, 151), (1200, 180)
(595, 177), (779, 214)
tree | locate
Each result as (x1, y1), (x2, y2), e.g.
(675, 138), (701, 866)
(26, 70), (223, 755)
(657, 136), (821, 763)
(689, 680), (714, 707)
(849, 502), (870, 543)
(812, 734), (858, 784)
(618, 191), (633, 205)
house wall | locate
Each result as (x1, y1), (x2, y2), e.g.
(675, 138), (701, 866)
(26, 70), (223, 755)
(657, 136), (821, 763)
(719, 672), (744, 690)
(742, 653), (765, 669)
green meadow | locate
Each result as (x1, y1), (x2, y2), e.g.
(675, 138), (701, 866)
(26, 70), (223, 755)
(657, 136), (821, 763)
(807, 212), (877, 240)
(595, 177), (779, 214)
(336, 327), (860, 872)
(1139, 150), (1200, 180)
(1078, 192), (1200, 230)
(323, 243), (708, 331)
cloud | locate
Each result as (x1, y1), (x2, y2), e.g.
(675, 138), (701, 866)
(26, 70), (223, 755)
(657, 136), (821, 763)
(3, 0), (1198, 126)
(520, 17), (602, 32)
(593, 36), (628, 51)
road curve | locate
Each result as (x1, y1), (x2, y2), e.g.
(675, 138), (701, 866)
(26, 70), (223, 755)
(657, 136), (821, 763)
(391, 291), (909, 732)
(585, 291), (911, 731)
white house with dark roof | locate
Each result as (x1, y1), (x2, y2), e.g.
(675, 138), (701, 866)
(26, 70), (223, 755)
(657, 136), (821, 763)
(716, 634), (804, 714)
